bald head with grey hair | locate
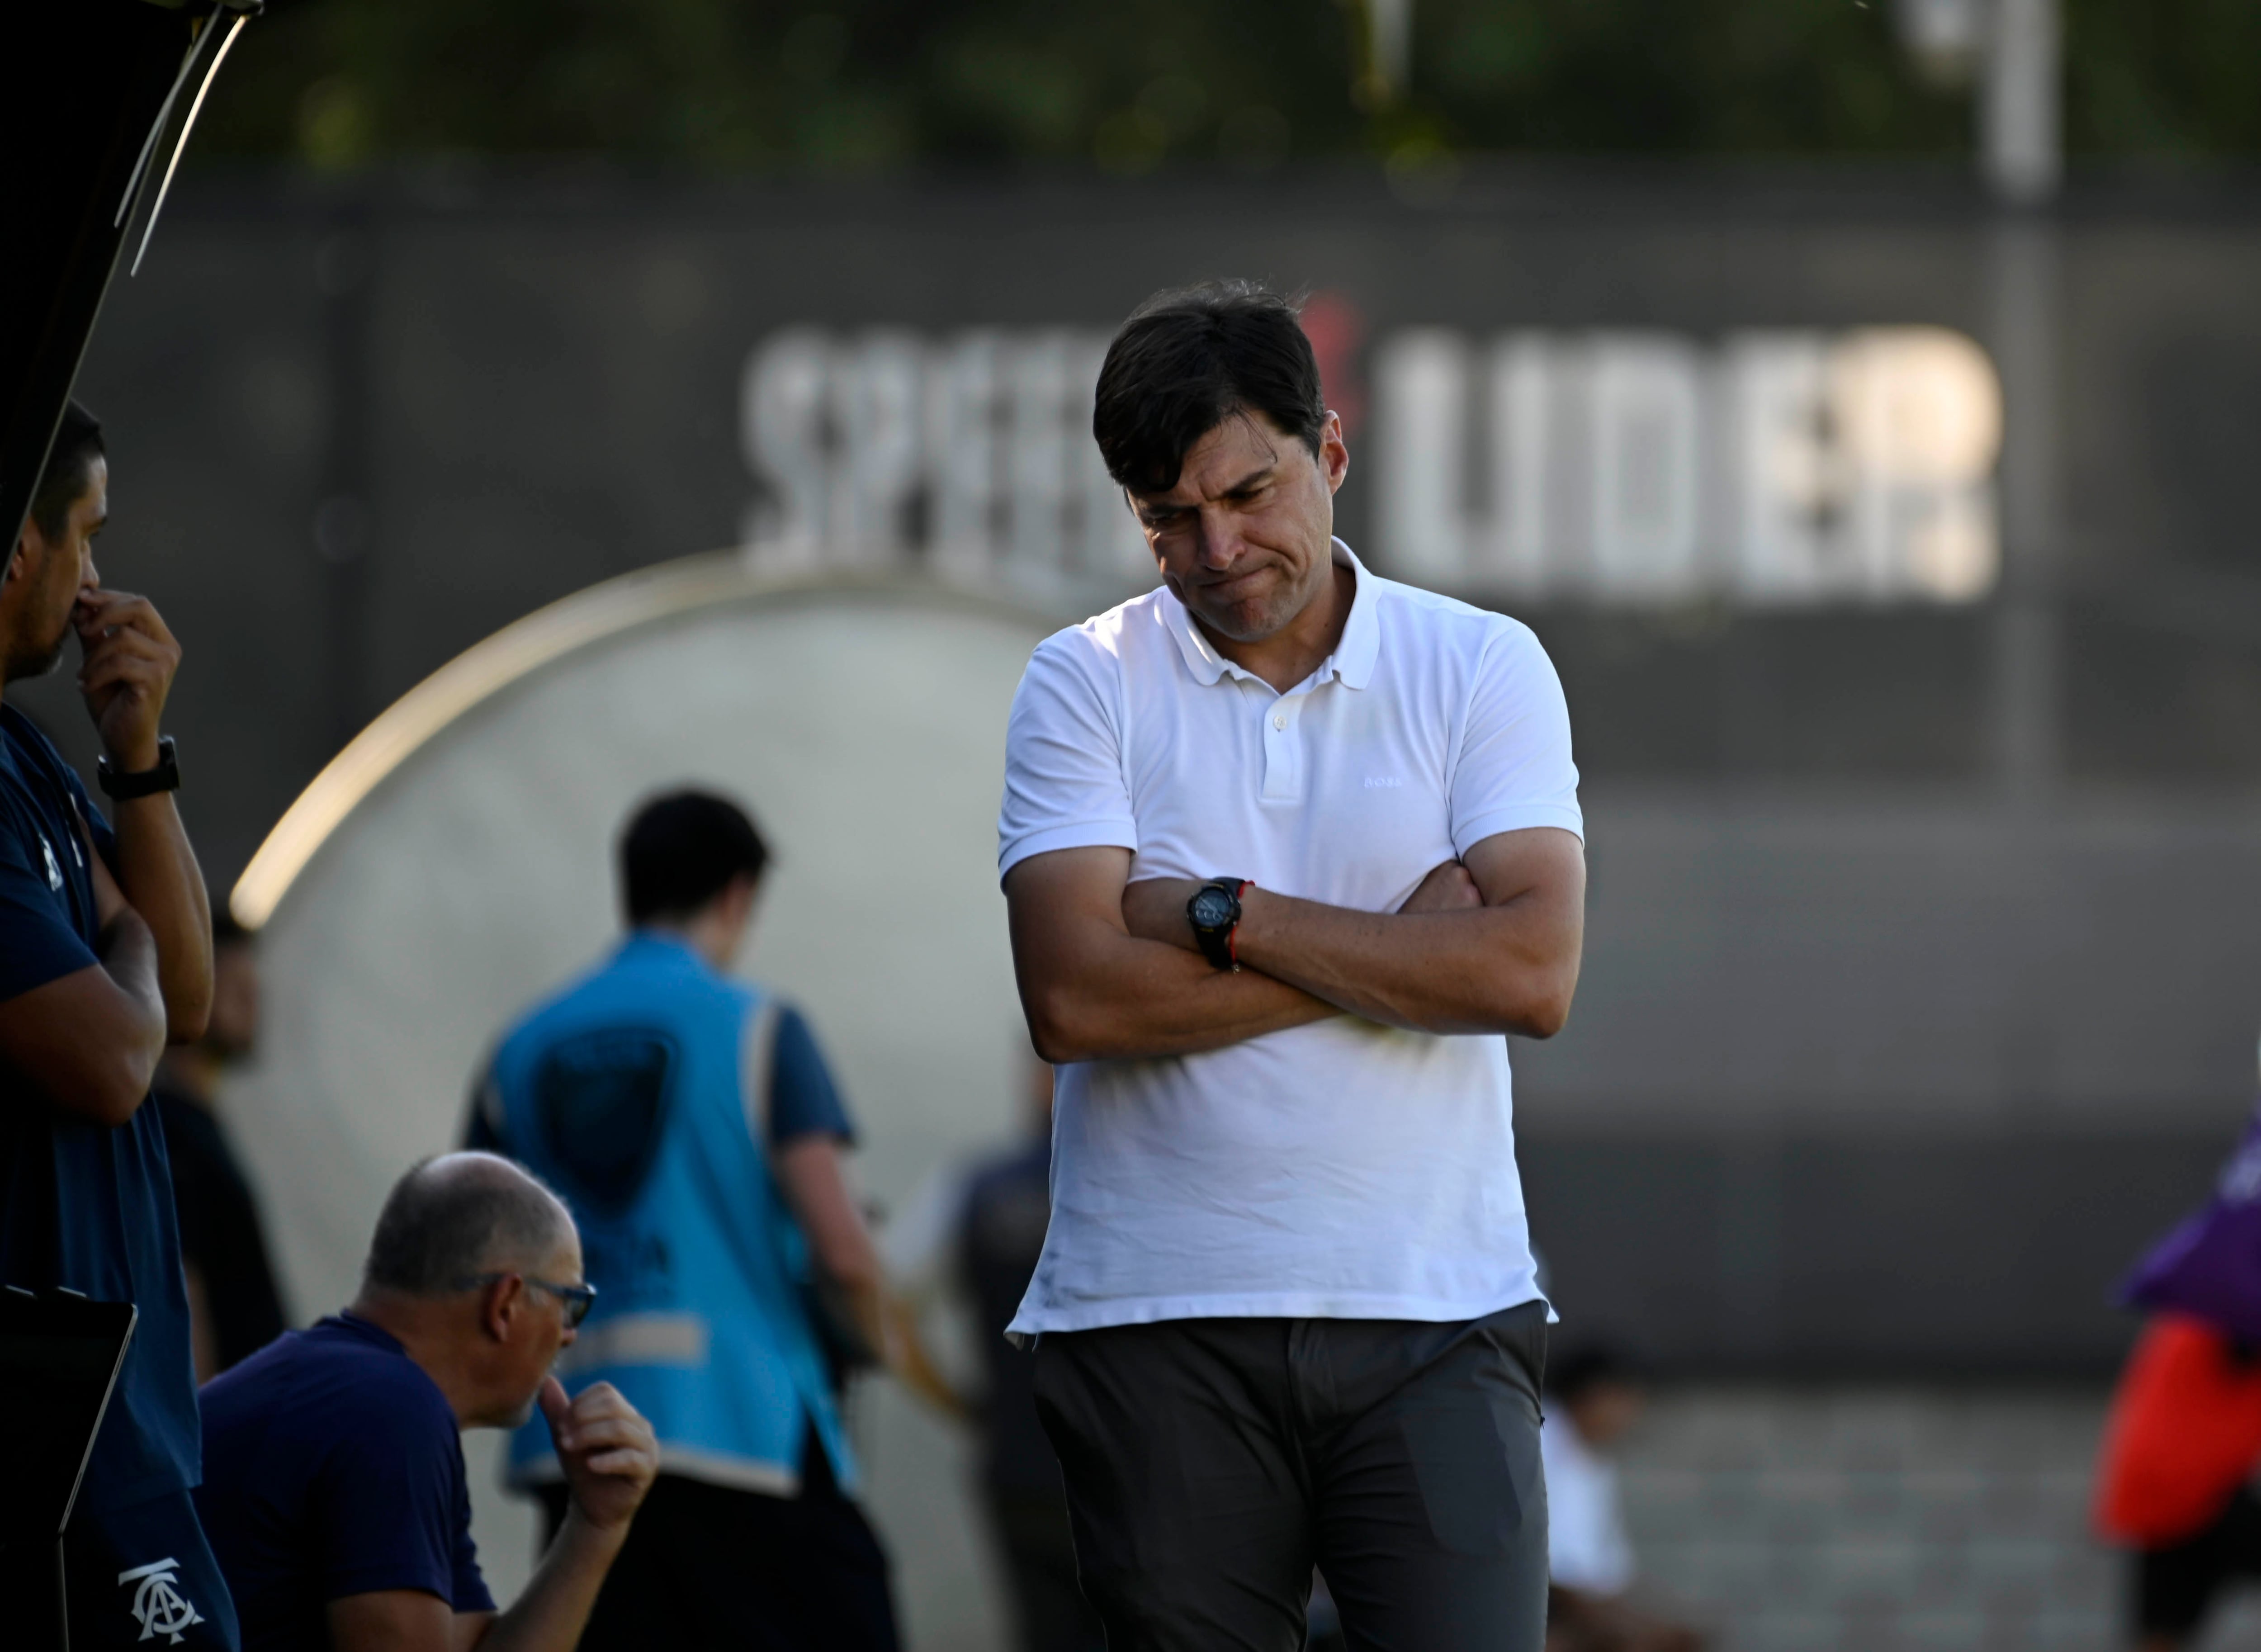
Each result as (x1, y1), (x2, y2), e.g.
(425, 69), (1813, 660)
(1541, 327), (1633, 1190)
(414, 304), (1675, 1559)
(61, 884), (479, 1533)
(362, 1151), (576, 1298)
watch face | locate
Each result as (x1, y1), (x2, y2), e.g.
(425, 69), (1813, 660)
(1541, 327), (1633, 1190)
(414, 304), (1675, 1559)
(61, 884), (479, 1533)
(1190, 885), (1236, 930)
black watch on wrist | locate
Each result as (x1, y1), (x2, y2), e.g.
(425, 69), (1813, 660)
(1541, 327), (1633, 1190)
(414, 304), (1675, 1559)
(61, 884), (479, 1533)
(1187, 877), (1248, 972)
(97, 736), (181, 800)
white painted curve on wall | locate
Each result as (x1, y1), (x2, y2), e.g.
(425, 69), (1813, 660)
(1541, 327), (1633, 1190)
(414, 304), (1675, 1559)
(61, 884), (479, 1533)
(223, 577), (1054, 1650)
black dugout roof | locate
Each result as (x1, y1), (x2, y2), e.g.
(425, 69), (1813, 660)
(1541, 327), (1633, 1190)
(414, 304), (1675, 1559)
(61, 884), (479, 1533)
(2, 1), (258, 549)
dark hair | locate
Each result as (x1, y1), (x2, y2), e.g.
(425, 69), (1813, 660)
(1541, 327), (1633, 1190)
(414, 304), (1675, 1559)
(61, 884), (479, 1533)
(1546, 1340), (1647, 1404)
(1092, 280), (1327, 495)
(362, 1152), (571, 1297)
(619, 788), (770, 925)
(29, 400), (104, 541)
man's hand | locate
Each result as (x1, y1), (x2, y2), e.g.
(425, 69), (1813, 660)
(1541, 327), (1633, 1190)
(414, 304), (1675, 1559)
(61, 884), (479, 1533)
(74, 588), (179, 773)
(1226, 829), (1586, 1037)
(1121, 857), (1481, 952)
(68, 586), (211, 1040)
(1008, 847), (1339, 1062)
(1109, 833), (1585, 1038)
(542, 1378), (657, 1534)
(1398, 859), (1481, 914)
(448, 1385), (657, 1652)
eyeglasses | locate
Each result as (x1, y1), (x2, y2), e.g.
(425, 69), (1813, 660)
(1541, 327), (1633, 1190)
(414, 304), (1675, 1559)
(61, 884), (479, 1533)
(454, 1272), (598, 1329)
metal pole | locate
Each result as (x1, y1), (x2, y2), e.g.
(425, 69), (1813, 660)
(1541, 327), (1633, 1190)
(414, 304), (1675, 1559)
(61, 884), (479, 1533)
(1987, 222), (2061, 804)
(1982, 0), (2061, 204)
(1981, 0), (2063, 808)
(1364, 0), (1411, 106)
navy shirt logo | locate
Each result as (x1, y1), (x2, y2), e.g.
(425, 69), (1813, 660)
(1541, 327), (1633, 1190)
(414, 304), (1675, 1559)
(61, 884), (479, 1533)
(118, 1557), (206, 1643)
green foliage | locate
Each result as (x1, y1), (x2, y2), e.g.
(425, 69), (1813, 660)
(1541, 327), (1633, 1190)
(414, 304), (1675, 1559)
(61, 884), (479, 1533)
(2066, 0), (2261, 156)
(193, 0), (2258, 171)
(1416, 0), (1964, 154)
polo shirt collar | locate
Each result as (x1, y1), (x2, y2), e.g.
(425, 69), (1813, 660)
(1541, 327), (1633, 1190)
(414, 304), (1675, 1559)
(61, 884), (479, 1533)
(1164, 537), (1380, 693)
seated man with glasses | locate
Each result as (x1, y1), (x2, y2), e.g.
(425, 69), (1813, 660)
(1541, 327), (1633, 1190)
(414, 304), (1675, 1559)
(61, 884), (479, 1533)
(194, 1152), (658, 1652)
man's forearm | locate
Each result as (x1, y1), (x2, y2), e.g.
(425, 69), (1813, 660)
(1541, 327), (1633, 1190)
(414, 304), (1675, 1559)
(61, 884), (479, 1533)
(1019, 925), (1339, 1062)
(108, 792), (212, 1041)
(1232, 890), (1574, 1037)
(98, 909), (171, 1082)
(477, 1508), (625, 1652)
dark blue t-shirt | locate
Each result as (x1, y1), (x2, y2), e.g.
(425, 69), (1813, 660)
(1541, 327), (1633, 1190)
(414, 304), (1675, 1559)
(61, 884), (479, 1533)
(195, 1314), (497, 1650)
(767, 1006), (856, 1146)
(0, 705), (200, 1514)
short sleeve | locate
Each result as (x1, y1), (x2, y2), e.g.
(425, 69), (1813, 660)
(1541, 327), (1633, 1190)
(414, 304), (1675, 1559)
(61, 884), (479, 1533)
(997, 633), (1138, 885)
(1449, 620), (1584, 856)
(0, 824), (99, 1003)
(767, 1007), (855, 1147)
(315, 1392), (482, 1606)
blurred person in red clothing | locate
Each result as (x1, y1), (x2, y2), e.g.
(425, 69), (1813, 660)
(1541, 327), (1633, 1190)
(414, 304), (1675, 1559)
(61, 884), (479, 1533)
(2098, 1077), (2261, 1651)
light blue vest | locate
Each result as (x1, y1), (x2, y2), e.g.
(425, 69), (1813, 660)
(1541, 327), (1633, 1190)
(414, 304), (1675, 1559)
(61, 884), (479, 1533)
(480, 933), (855, 1496)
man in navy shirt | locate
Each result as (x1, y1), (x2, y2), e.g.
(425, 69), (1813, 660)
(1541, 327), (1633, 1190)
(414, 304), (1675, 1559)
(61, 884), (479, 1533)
(0, 401), (230, 1646)
(197, 1151), (660, 1652)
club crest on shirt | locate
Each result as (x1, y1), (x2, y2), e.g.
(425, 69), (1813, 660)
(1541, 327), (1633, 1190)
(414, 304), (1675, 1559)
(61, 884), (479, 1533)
(118, 1557), (205, 1643)
(40, 834), (62, 891)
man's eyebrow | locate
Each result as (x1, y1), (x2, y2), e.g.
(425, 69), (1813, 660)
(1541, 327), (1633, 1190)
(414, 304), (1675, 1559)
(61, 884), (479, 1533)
(1135, 463), (1277, 519)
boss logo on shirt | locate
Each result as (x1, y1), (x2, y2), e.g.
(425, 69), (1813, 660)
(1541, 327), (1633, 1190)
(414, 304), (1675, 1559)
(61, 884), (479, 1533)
(39, 835), (61, 891)
(118, 1557), (205, 1644)
(1362, 776), (1406, 790)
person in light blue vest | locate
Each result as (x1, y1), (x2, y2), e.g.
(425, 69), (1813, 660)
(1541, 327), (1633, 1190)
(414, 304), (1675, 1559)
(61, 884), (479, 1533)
(468, 788), (902, 1652)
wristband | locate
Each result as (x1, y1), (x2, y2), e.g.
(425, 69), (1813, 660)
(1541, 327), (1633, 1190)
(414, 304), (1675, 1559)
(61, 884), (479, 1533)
(97, 736), (180, 800)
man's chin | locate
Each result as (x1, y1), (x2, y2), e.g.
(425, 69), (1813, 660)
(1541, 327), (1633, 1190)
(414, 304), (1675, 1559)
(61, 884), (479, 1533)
(2, 638), (68, 686)
(1190, 593), (1294, 646)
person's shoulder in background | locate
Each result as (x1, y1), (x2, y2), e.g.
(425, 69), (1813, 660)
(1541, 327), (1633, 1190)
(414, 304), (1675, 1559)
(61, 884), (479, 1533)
(765, 1002), (856, 1148)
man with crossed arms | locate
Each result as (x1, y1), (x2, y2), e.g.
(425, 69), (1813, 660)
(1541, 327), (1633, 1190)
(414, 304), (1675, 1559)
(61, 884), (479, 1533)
(999, 281), (1586, 1652)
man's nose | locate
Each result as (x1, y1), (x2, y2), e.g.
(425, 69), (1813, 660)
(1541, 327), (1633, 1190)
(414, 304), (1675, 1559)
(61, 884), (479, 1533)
(1194, 508), (1239, 568)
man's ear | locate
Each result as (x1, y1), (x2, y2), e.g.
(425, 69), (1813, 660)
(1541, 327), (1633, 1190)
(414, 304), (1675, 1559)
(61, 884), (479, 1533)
(481, 1273), (526, 1342)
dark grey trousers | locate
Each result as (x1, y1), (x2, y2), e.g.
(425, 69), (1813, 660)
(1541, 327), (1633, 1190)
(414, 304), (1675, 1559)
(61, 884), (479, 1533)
(1032, 1302), (1550, 1652)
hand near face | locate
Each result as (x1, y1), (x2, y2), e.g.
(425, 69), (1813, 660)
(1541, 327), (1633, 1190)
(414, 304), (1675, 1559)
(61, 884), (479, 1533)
(73, 588), (179, 772)
(540, 1377), (659, 1534)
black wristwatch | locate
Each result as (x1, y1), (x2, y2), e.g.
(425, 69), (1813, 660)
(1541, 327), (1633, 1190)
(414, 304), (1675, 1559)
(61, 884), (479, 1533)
(97, 736), (181, 800)
(1187, 877), (1249, 972)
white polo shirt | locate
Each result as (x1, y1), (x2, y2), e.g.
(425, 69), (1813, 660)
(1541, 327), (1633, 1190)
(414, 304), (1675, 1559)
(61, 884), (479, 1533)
(997, 539), (1582, 1335)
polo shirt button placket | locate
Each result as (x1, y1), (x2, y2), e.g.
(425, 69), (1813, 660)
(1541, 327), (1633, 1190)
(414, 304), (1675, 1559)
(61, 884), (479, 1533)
(1262, 695), (1305, 803)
